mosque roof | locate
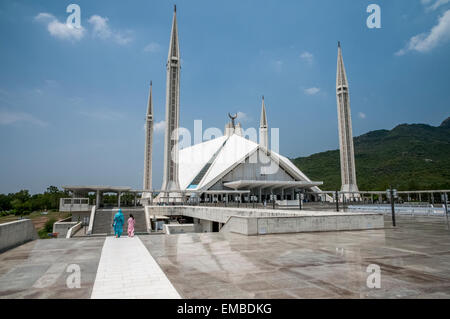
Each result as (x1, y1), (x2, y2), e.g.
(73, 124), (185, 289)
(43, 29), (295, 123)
(178, 133), (323, 192)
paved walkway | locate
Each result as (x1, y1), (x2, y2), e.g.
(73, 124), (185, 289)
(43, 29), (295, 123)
(90, 236), (180, 299)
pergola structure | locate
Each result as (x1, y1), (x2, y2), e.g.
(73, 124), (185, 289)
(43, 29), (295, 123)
(62, 186), (143, 208)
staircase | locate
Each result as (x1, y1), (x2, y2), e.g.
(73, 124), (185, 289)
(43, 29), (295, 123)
(92, 209), (148, 235)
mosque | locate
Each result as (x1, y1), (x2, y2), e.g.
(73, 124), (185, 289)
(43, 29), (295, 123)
(63, 5), (359, 208)
(141, 6), (342, 205)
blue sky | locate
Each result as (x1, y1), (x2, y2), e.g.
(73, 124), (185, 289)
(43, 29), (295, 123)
(1, 0), (449, 194)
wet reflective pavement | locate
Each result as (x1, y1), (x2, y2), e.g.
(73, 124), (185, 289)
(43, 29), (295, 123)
(0, 216), (449, 298)
(140, 216), (450, 299)
(0, 237), (105, 298)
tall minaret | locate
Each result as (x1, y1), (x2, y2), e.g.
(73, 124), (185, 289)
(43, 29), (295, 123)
(161, 5), (181, 193)
(336, 41), (358, 196)
(143, 81), (153, 192)
(259, 96), (269, 150)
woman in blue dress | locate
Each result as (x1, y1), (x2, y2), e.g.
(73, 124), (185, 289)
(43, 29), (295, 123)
(113, 209), (125, 238)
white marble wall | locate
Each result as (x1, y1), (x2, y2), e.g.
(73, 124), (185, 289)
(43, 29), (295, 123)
(0, 219), (38, 252)
(146, 206), (384, 236)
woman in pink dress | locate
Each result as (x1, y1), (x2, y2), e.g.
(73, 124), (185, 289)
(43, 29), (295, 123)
(127, 214), (135, 237)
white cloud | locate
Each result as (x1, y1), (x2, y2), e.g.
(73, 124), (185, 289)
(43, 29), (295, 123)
(144, 42), (161, 53)
(154, 120), (166, 133)
(422, 0), (450, 11)
(396, 9), (450, 55)
(0, 109), (47, 127)
(358, 112), (367, 119)
(88, 15), (132, 45)
(304, 87), (320, 95)
(35, 12), (85, 41)
(236, 111), (250, 123)
(300, 51), (314, 65)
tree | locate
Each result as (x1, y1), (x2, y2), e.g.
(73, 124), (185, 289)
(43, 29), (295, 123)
(13, 190), (30, 203)
(0, 194), (12, 211)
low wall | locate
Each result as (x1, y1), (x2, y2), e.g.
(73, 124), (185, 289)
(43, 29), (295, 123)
(219, 213), (384, 236)
(146, 206), (301, 223)
(254, 213), (384, 235)
(66, 222), (82, 238)
(146, 206), (384, 236)
(348, 204), (447, 216)
(53, 220), (78, 238)
(163, 224), (195, 234)
(0, 219), (38, 252)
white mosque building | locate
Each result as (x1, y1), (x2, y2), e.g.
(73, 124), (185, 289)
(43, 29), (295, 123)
(174, 104), (328, 204)
(62, 6), (356, 208)
(148, 6), (331, 205)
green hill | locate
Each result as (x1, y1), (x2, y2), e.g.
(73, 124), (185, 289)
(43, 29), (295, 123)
(292, 117), (450, 191)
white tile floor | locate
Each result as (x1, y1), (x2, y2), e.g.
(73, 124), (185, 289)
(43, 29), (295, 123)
(90, 236), (181, 299)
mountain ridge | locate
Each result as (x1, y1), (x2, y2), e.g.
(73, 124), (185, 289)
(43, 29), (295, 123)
(292, 117), (450, 191)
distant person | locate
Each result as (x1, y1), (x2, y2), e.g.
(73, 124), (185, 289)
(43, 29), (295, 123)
(128, 214), (135, 238)
(113, 209), (124, 238)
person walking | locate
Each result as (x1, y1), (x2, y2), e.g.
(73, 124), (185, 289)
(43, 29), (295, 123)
(127, 214), (135, 238)
(113, 209), (125, 238)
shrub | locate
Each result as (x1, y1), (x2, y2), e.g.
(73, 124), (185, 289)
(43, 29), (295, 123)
(38, 218), (57, 239)
(44, 218), (56, 233)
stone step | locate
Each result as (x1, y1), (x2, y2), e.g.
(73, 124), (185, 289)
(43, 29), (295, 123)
(92, 209), (147, 235)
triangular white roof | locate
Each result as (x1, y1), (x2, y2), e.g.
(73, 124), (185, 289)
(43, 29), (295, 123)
(179, 133), (324, 194)
(178, 135), (228, 189)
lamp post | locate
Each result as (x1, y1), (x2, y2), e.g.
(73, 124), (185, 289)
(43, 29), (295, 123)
(335, 190), (339, 212)
(388, 186), (396, 227)
(298, 193), (303, 210)
(442, 193), (449, 230)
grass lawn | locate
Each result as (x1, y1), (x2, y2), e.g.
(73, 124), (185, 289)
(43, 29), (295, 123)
(0, 211), (71, 238)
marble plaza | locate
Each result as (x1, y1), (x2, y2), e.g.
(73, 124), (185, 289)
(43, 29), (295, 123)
(1, 216), (450, 299)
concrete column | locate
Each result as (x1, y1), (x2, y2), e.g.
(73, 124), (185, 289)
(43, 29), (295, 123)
(259, 188), (262, 203)
(419, 193), (422, 203)
(200, 220), (213, 232)
(432, 193), (435, 205)
(118, 192), (121, 208)
(96, 190), (100, 207)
